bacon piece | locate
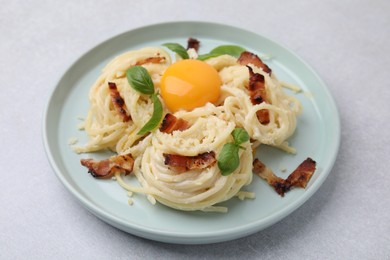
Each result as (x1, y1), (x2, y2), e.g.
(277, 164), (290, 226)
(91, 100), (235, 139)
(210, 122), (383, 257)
(135, 56), (166, 65)
(253, 158), (316, 196)
(285, 159), (316, 188)
(159, 113), (190, 134)
(80, 154), (134, 179)
(238, 51), (272, 75)
(187, 37), (200, 52)
(108, 82), (131, 122)
(247, 66), (270, 124)
(163, 151), (216, 173)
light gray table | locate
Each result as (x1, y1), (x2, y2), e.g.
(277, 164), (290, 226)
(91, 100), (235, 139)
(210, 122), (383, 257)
(1, 0), (389, 259)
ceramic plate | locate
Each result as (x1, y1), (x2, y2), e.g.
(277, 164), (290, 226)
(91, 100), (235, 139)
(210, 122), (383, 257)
(43, 21), (340, 244)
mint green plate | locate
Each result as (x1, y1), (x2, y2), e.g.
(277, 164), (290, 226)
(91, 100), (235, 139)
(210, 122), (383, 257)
(43, 22), (340, 244)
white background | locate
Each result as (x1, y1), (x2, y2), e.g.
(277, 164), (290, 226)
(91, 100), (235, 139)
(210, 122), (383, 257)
(1, 0), (389, 259)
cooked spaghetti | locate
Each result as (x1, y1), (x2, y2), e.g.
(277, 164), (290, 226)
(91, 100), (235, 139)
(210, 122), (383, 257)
(75, 40), (305, 212)
(74, 47), (171, 154)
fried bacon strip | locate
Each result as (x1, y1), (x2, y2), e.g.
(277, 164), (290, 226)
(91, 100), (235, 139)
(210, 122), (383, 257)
(163, 151), (216, 173)
(238, 51), (272, 75)
(187, 37), (200, 52)
(108, 82), (131, 122)
(159, 113), (190, 134)
(80, 154), (134, 179)
(247, 66), (270, 124)
(135, 56), (166, 66)
(253, 158), (316, 196)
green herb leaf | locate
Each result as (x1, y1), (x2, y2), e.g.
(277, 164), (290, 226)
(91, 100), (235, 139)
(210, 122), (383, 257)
(197, 53), (221, 61)
(126, 66), (155, 95)
(210, 45), (246, 58)
(218, 143), (240, 176)
(218, 128), (249, 176)
(197, 45), (246, 61)
(231, 128), (249, 146)
(137, 93), (163, 135)
(162, 43), (189, 59)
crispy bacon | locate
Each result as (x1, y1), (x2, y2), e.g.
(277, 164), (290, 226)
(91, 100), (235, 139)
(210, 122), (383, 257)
(108, 82), (131, 122)
(238, 51), (272, 75)
(135, 56), (166, 66)
(187, 37), (200, 52)
(163, 151), (216, 173)
(247, 66), (270, 124)
(159, 113), (190, 134)
(80, 154), (134, 179)
(253, 158), (316, 196)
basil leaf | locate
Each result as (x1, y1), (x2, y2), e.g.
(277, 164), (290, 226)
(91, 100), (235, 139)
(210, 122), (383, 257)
(232, 128), (249, 145)
(162, 43), (189, 59)
(197, 45), (246, 61)
(137, 93), (163, 135)
(126, 66), (155, 95)
(210, 45), (246, 58)
(197, 53), (220, 61)
(218, 143), (240, 176)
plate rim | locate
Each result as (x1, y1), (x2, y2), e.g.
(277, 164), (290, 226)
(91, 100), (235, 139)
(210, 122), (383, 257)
(42, 21), (341, 244)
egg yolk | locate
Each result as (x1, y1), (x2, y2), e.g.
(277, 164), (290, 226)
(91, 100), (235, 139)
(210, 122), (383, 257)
(160, 59), (221, 112)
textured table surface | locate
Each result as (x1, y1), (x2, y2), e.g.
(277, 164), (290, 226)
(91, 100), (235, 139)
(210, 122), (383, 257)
(1, 0), (389, 259)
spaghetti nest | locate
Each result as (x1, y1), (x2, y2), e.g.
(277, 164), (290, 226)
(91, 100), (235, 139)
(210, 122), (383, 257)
(74, 46), (301, 212)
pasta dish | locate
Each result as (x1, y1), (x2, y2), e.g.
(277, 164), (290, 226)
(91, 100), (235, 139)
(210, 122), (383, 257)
(74, 38), (316, 213)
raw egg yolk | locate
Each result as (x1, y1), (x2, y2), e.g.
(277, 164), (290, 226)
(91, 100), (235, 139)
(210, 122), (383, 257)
(160, 59), (221, 112)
